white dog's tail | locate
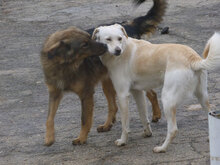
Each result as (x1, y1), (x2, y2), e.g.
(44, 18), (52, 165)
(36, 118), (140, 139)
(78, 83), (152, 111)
(192, 33), (220, 71)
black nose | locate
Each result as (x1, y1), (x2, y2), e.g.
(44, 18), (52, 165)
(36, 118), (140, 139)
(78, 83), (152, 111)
(114, 48), (121, 56)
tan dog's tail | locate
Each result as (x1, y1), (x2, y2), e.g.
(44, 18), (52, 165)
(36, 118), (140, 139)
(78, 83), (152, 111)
(192, 33), (220, 71)
(123, 0), (167, 38)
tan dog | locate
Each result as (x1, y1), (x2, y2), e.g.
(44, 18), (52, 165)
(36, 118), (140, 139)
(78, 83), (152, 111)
(92, 24), (220, 152)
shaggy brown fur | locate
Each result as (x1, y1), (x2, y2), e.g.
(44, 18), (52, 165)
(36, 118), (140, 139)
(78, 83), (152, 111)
(41, 27), (110, 145)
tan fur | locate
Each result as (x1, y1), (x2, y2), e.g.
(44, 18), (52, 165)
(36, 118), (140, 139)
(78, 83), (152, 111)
(98, 78), (118, 132)
(130, 39), (203, 76)
(97, 24), (219, 152)
(146, 90), (161, 122)
(202, 42), (210, 59)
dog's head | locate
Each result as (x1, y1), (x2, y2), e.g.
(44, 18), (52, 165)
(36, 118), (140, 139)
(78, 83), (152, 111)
(92, 24), (128, 56)
(42, 27), (107, 64)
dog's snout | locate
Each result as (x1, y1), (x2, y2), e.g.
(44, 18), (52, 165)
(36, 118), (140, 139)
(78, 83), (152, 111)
(102, 43), (108, 50)
(98, 43), (107, 51)
(97, 43), (108, 55)
(114, 47), (121, 56)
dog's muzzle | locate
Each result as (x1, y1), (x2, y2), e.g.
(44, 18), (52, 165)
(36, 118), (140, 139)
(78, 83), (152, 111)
(114, 47), (121, 56)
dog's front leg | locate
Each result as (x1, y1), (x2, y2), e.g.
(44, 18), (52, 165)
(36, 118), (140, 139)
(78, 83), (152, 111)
(131, 89), (152, 138)
(45, 86), (63, 146)
(72, 92), (94, 145)
(115, 95), (130, 146)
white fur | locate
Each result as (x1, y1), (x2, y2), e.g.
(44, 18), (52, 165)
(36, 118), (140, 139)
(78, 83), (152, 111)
(192, 32), (220, 71)
(92, 24), (220, 152)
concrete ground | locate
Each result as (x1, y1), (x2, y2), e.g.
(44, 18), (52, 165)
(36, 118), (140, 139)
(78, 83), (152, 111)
(0, 0), (220, 164)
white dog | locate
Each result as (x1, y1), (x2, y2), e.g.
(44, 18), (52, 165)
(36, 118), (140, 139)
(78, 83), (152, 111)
(92, 24), (220, 153)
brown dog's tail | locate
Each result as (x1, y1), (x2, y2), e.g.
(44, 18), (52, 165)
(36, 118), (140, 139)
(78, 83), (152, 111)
(123, 0), (167, 38)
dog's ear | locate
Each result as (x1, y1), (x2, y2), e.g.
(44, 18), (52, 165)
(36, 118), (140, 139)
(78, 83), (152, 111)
(92, 28), (100, 40)
(120, 26), (128, 38)
(47, 42), (60, 59)
(114, 24), (128, 38)
(47, 41), (70, 59)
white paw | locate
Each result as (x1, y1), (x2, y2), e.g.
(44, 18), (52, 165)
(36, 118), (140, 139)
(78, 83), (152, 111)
(115, 139), (126, 146)
(143, 129), (152, 138)
(153, 146), (166, 153)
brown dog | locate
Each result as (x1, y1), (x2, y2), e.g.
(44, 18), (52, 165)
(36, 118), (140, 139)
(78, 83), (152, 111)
(41, 27), (110, 145)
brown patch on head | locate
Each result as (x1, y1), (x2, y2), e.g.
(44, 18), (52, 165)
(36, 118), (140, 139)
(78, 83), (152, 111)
(43, 27), (90, 53)
(120, 26), (128, 38)
(92, 28), (99, 40)
(42, 27), (89, 64)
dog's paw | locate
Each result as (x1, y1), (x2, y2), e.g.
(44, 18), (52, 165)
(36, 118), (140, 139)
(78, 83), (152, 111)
(143, 129), (152, 138)
(44, 135), (55, 146)
(44, 139), (54, 146)
(153, 146), (166, 153)
(152, 110), (161, 123)
(143, 126), (152, 138)
(112, 117), (116, 123)
(152, 116), (160, 123)
(115, 139), (126, 146)
(72, 138), (86, 145)
(97, 124), (112, 132)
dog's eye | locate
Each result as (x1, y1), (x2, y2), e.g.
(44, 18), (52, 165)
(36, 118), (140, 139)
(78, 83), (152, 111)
(106, 38), (112, 42)
(118, 37), (122, 41)
(81, 42), (89, 48)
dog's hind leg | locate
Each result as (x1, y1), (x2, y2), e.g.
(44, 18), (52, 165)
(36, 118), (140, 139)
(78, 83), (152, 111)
(97, 78), (118, 132)
(45, 85), (63, 146)
(153, 98), (178, 153)
(146, 90), (161, 122)
(73, 90), (94, 145)
(153, 71), (182, 153)
(131, 89), (152, 137)
(195, 71), (210, 111)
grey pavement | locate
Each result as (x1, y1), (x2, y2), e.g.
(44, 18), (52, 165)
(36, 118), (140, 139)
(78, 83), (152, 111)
(0, 0), (220, 164)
